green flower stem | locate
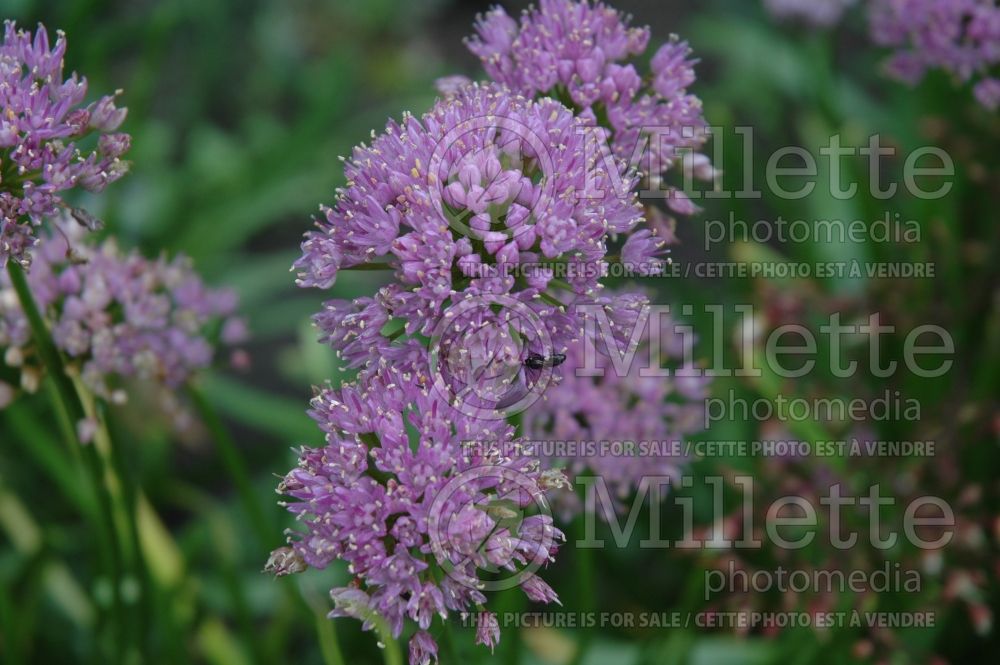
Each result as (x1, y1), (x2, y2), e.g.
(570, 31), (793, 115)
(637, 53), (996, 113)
(537, 291), (565, 308)
(88, 398), (156, 661)
(5, 261), (126, 664)
(6, 263), (84, 443)
(187, 385), (273, 546)
(0, 478), (96, 624)
(186, 384), (348, 665)
(314, 611), (347, 665)
(356, 602), (402, 665)
(295, 585), (347, 665)
(4, 405), (96, 518)
(494, 587), (525, 665)
(339, 262), (394, 271)
(568, 515), (596, 665)
(437, 615), (462, 665)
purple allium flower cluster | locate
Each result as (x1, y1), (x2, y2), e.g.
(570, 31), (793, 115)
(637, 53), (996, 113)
(869, 0), (1000, 109)
(0, 21), (130, 269)
(297, 82), (643, 371)
(763, 0), (857, 27)
(272, 356), (565, 661)
(523, 289), (709, 518)
(282, 6), (712, 661)
(0, 216), (247, 411)
(466, 0), (716, 214)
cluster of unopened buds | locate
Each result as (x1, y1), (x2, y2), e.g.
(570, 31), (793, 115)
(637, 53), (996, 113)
(269, 1), (714, 662)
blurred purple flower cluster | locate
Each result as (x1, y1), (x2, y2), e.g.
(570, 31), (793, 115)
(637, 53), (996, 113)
(524, 290), (709, 518)
(0, 216), (246, 417)
(0, 21), (130, 268)
(869, 0), (1000, 109)
(693, 422), (998, 664)
(689, 277), (1000, 664)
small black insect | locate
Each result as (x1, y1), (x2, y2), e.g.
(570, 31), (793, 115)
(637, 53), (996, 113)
(69, 206), (105, 232)
(524, 352), (567, 370)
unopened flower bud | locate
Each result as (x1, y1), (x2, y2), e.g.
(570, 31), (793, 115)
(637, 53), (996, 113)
(20, 366), (41, 393)
(0, 380), (14, 408)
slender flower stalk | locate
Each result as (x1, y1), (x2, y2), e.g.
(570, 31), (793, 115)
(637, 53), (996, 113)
(74, 382), (151, 660)
(5, 258), (127, 662)
(189, 383), (349, 665)
(99, 404), (158, 658)
(188, 385), (273, 544)
(4, 261), (80, 433)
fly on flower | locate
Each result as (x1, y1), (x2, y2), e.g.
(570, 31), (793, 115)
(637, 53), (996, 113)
(524, 352), (568, 370)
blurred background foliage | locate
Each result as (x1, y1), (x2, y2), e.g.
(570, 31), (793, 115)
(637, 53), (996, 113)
(1, 0), (998, 664)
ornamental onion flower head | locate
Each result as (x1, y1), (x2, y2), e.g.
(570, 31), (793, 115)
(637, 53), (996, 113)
(271, 356), (565, 663)
(523, 289), (709, 519)
(0, 215), (247, 418)
(869, 0), (1000, 109)
(296, 83), (643, 375)
(466, 0), (716, 214)
(0, 21), (130, 268)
